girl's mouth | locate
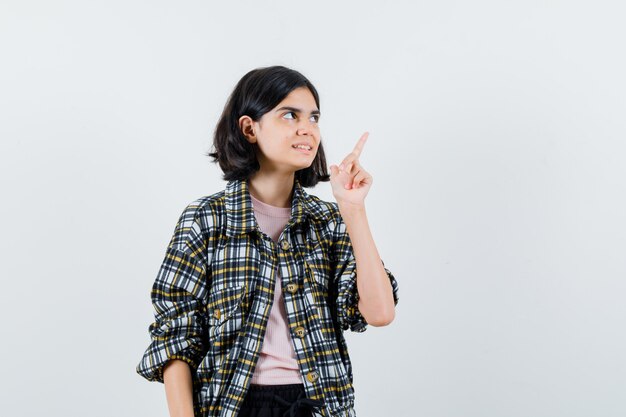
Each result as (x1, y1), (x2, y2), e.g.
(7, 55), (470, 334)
(291, 145), (312, 154)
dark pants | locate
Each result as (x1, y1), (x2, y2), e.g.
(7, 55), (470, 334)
(238, 383), (324, 417)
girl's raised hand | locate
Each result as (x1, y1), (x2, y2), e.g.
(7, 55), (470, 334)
(329, 132), (373, 207)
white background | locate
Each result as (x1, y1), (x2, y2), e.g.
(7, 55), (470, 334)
(1, 1), (625, 416)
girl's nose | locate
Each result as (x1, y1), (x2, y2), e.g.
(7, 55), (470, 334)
(297, 119), (316, 135)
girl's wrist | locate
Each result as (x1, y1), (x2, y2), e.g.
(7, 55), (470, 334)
(337, 200), (366, 214)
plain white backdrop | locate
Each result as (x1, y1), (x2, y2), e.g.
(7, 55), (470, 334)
(1, 1), (625, 416)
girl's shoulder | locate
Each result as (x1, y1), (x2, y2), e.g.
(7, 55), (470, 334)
(301, 192), (341, 220)
(170, 189), (227, 242)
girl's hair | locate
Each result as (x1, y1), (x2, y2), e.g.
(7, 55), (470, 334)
(206, 65), (330, 187)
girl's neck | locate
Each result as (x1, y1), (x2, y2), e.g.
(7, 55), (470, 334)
(247, 172), (295, 208)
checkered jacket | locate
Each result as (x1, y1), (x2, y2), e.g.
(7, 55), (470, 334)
(136, 177), (399, 417)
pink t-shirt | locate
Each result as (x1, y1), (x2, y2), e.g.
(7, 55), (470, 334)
(249, 192), (303, 385)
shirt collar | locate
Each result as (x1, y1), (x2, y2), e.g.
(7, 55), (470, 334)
(224, 177), (330, 237)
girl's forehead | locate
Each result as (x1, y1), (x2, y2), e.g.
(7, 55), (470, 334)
(274, 89), (319, 112)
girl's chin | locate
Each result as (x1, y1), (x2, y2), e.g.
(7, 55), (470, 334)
(291, 161), (314, 171)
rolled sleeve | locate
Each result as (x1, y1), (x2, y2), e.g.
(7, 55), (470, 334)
(136, 203), (213, 383)
(331, 205), (400, 333)
(335, 256), (399, 333)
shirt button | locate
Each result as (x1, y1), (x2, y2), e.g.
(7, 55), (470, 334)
(213, 308), (221, 320)
(280, 239), (290, 250)
(286, 282), (299, 293)
(306, 370), (319, 383)
(294, 326), (306, 338)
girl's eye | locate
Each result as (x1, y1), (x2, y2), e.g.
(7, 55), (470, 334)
(283, 112), (320, 123)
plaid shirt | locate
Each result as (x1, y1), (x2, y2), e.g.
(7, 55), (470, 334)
(136, 177), (399, 417)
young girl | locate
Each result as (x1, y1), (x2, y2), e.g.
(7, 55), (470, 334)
(136, 65), (399, 417)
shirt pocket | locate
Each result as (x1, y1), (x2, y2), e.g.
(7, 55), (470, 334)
(206, 285), (246, 355)
(303, 257), (337, 338)
(304, 259), (331, 300)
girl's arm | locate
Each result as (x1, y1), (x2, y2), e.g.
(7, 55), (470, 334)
(338, 203), (396, 326)
(136, 202), (216, 412)
(163, 359), (195, 417)
(329, 132), (398, 327)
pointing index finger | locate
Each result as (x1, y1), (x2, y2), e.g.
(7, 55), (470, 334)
(352, 132), (369, 158)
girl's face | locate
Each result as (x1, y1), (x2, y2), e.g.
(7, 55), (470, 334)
(245, 87), (321, 174)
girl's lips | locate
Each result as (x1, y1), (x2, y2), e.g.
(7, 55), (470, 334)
(292, 146), (312, 154)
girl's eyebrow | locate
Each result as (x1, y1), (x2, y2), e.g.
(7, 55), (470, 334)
(275, 106), (321, 116)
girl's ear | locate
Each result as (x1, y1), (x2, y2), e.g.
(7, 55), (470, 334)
(238, 115), (257, 144)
